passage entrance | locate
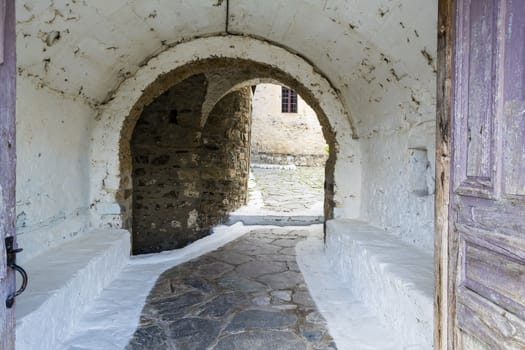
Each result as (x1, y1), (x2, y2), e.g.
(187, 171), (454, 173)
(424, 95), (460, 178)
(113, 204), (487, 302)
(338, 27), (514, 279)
(125, 58), (342, 255)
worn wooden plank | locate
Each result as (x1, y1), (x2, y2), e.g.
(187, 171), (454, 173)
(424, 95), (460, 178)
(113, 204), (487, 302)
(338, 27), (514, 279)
(458, 223), (525, 262)
(456, 198), (525, 239)
(457, 288), (525, 349)
(502, 0), (525, 199)
(461, 331), (490, 350)
(503, 96), (525, 198)
(0, 0), (5, 64)
(464, 0), (497, 179)
(464, 242), (525, 319)
(436, 0), (454, 349)
(452, 0), (500, 199)
(0, 1), (16, 349)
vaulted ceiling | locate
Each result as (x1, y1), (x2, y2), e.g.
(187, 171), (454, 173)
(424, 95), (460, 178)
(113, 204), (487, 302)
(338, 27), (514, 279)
(16, 0), (437, 136)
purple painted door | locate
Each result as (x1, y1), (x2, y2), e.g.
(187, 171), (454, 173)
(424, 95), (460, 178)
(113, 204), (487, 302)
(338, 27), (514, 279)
(0, 0), (16, 349)
(450, 0), (525, 347)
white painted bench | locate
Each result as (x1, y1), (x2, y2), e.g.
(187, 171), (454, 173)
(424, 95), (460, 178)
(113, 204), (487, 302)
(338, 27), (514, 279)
(15, 229), (131, 350)
(326, 219), (434, 349)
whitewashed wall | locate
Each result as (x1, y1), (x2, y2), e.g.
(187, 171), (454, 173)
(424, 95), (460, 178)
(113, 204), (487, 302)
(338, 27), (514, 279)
(15, 0), (437, 255)
(15, 78), (94, 263)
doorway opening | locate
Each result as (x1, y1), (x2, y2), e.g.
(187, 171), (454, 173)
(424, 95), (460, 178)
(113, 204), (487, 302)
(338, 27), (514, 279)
(239, 83), (327, 222)
(125, 60), (342, 255)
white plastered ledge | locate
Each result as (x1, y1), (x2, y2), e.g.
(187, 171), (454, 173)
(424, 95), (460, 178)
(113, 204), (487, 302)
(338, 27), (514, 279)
(57, 223), (257, 350)
(296, 226), (403, 350)
(15, 229), (131, 350)
(325, 219), (434, 349)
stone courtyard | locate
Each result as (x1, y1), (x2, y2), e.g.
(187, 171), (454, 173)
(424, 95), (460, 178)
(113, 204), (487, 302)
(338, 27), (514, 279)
(124, 167), (331, 349)
(248, 166), (324, 215)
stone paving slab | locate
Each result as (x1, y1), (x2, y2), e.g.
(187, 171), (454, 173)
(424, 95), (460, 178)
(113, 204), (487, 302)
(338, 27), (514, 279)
(126, 228), (336, 350)
(249, 166), (324, 214)
(228, 166), (325, 226)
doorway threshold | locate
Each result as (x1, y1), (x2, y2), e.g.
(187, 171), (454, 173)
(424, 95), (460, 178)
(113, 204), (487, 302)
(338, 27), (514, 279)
(226, 214), (323, 226)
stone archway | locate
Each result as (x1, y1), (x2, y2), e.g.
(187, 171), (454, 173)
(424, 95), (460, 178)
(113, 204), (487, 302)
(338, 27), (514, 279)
(90, 36), (361, 237)
(130, 75), (254, 254)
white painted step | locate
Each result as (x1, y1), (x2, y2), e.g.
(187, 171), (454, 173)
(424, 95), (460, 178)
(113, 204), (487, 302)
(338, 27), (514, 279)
(15, 229), (131, 350)
(296, 231), (403, 350)
(325, 219), (434, 349)
(58, 224), (251, 350)
(226, 214), (323, 226)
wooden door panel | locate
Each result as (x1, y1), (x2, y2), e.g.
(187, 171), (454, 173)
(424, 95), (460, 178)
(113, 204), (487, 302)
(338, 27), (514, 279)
(457, 288), (525, 349)
(456, 199), (525, 259)
(463, 0), (497, 179)
(457, 228), (525, 344)
(502, 0), (525, 199)
(463, 243), (524, 318)
(458, 223), (525, 262)
(0, 0), (5, 64)
(449, 0), (525, 348)
(454, 0), (499, 198)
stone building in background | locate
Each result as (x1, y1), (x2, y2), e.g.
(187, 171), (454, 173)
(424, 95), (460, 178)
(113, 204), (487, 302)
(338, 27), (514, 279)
(251, 84), (328, 166)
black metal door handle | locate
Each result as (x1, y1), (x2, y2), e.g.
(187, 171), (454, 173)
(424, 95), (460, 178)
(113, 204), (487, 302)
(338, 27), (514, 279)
(5, 236), (29, 308)
(6, 263), (28, 308)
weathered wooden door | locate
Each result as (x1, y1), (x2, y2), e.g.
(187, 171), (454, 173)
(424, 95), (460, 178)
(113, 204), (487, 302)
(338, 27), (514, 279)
(437, 0), (525, 348)
(0, 0), (16, 349)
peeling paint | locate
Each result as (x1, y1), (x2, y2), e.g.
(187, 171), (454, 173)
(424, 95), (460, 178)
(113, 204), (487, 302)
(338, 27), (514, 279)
(45, 30), (60, 46)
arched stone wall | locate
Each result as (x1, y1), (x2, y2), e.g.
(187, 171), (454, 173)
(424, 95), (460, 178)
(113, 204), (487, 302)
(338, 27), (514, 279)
(90, 36), (361, 230)
(131, 73), (253, 254)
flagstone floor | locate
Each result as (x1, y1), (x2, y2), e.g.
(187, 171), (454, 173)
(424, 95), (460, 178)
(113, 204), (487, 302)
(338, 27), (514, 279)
(126, 228), (336, 350)
(249, 166), (324, 214)
(56, 166), (409, 350)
